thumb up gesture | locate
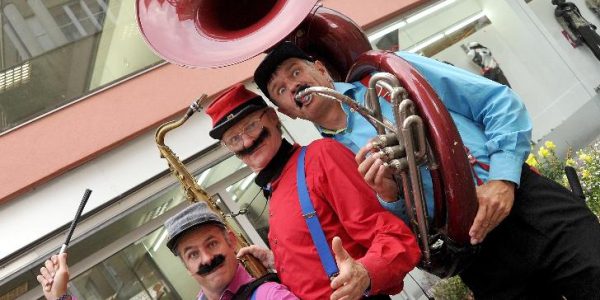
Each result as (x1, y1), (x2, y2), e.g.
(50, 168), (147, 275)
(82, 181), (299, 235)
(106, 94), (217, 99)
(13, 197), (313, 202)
(329, 237), (371, 300)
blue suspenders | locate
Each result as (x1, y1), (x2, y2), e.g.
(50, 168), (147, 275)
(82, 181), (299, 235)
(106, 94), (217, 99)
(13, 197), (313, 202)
(296, 147), (340, 279)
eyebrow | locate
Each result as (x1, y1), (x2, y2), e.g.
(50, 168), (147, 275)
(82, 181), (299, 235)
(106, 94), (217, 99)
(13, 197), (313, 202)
(269, 61), (302, 95)
(182, 245), (197, 255)
(181, 233), (217, 254)
(223, 112), (262, 139)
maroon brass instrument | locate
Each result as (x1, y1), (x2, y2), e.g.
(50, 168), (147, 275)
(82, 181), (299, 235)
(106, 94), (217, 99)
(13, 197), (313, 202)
(136, 0), (478, 278)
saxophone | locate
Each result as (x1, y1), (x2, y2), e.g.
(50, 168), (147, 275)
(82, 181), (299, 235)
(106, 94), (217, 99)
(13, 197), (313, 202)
(155, 95), (268, 277)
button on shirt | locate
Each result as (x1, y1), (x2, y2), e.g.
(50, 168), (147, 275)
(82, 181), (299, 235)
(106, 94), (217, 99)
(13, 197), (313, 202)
(197, 264), (297, 300)
(319, 51), (532, 219)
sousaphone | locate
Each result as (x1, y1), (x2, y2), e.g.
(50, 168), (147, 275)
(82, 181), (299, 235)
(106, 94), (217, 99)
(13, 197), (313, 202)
(137, 0), (478, 278)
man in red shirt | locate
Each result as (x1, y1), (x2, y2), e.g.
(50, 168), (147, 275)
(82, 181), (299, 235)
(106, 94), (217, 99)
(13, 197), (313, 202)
(205, 83), (420, 300)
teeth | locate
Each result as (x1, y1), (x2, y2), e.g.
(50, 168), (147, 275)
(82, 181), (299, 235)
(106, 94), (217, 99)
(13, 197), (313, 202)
(302, 94), (312, 103)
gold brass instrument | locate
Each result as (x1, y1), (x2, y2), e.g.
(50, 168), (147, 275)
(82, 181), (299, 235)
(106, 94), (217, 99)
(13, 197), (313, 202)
(139, 0), (479, 278)
(155, 95), (268, 278)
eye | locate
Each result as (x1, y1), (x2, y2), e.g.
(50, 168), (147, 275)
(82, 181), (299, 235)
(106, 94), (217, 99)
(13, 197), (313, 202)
(208, 240), (218, 249)
(227, 135), (242, 146)
(292, 69), (300, 77)
(277, 87), (286, 96)
(245, 120), (259, 132)
(187, 251), (199, 260)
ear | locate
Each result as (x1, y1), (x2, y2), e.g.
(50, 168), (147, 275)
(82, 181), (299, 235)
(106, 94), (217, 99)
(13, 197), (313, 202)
(226, 230), (239, 248)
(314, 60), (328, 76)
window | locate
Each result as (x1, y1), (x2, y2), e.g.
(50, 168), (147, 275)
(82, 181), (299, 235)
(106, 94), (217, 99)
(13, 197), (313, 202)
(0, 0), (162, 133)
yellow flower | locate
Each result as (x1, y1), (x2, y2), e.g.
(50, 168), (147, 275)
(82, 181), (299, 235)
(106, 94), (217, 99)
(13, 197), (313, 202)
(579, 153), (593, 164)
(544, 141), (556, 150)
(582, 169), (590, 179)
(526, 154), (538, 167)
(538, 147), (549, 158)
(566, 158), (575, 166)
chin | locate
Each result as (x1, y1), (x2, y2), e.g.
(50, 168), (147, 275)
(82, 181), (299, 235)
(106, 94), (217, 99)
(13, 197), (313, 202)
(248, 158), (270, 173)
(247, 148), (276, 171)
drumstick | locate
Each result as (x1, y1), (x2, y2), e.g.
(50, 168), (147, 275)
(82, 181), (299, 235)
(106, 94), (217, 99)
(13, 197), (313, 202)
(59, 189), (92, 254)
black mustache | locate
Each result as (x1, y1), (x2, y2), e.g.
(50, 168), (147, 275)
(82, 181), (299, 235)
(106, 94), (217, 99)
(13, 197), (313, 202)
(294, 84), (311, 108)
(196, 254), (226, 276)
(234, 128), (269, 156)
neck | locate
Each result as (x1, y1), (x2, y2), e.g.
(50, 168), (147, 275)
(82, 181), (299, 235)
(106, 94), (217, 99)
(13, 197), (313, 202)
(202, 287), (225, 300)
(255, 139), (294, 188)
(316, 102), (347, 131)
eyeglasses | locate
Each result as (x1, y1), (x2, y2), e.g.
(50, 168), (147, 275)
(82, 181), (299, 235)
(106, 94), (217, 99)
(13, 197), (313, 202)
(222, 110), (268, 150)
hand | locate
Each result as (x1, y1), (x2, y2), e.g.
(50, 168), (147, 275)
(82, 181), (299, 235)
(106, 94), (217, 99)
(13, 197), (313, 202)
(36, 253), (69, 300)
(330, 237), (370, 300)
(236, 245), (275, 269)
(355, 143), (398, 202)
(469, 180), (516, 244)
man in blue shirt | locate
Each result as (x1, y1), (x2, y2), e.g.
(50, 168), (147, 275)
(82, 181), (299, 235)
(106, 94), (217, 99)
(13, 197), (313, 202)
(253, 41), (600, 299)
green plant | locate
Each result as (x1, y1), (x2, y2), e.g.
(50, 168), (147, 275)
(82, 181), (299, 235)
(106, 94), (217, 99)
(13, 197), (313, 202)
(528, 140), (600, 218)
(526, 141), (565, 183)
(573, 141), (600, 217)
(432, 276), (473, 300)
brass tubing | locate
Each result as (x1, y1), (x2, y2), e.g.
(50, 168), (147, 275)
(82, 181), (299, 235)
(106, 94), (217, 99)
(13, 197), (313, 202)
(371, 133), (399, 149)
(155, 96), (268, 277)
(401, 114), (431, 265)
(378, 145), (406, 162)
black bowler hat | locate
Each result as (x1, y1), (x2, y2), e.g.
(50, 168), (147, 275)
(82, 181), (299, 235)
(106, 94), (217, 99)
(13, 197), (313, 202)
(254, 41), (315, 99)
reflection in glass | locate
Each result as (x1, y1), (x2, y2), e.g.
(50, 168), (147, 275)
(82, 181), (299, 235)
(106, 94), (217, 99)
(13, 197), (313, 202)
(226, 174), (270, 244)
(67, 227), (190, 300)
(0, 0), (161, 133)
(369, 0), (491, 57)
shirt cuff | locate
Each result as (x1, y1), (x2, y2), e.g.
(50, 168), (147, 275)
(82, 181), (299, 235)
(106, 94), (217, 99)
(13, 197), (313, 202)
(357, 256), (403, 295)
(377, 195), (408, 220)
(488, 152), (523, 186)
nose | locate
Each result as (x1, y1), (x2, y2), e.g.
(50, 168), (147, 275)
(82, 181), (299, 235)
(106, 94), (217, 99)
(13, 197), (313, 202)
(199, 251), (214, 265)
(241, 133), (256, 149)
(290, 83), (303, 96)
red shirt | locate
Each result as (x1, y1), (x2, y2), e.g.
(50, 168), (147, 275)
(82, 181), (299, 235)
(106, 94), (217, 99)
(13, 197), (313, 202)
(267, 139), (420, 299)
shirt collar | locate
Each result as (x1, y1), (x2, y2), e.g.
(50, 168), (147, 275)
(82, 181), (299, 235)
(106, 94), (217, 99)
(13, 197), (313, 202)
(317, 82), (356, 136)
(198, 264), (253, 300)
(255, 139), (294, 189)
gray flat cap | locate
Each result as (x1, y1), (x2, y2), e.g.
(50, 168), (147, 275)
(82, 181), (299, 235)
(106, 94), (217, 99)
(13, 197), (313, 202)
(164, 202), (225, 255)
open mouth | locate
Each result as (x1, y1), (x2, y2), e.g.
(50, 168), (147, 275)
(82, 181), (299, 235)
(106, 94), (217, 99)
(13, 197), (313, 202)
(294, 84), (313, 108)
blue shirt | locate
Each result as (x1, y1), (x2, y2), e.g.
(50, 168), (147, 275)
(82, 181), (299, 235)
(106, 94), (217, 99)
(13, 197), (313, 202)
(319, 51), (532, 219)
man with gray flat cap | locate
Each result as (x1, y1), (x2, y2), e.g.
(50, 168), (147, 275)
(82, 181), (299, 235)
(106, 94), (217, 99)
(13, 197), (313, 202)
(164, 202), (298, 300)
(36, 202), (297, 300)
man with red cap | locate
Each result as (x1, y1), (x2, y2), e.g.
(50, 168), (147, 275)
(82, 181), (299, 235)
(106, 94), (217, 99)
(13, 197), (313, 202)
(205, 83), (421, 300)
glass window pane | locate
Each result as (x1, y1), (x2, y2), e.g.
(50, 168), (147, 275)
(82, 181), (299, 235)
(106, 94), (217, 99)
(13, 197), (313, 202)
(368, 0), (491, 57)
(68, 227), (188, 300)
(0, 0), (162, 133)
(225, 174), (270, 244)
